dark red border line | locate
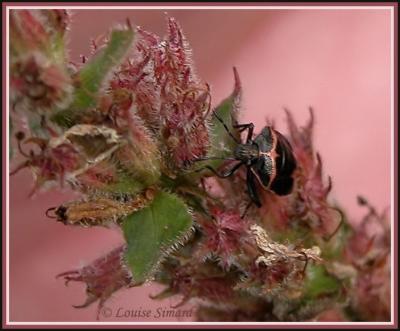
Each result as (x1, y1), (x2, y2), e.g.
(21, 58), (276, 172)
(2, 2), (398, 329)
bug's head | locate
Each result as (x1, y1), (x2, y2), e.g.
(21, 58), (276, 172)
(55, 206), (68, 224)
(233, 143), (258, 162)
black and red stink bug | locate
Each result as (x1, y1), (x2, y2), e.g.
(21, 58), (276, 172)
(195, 111), (297, 213)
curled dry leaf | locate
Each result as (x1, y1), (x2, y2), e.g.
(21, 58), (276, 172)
(250, 224), (322, 268)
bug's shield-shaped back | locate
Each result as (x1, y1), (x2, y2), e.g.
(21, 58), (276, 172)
(274, 130), (297, 177)
(250, 156), (273, 190)
(271, 130), (297, 195)
(250, 127), (276, 190)
(254, 127), (275, 153)
(251, 127), (297, 196)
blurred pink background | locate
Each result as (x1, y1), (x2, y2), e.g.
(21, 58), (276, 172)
(9, 8), (392, 322)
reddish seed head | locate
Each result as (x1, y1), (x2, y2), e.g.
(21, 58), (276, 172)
(11, 54), (72, 113)
(109, 17), (210, 170)
(280, 109), (339, 237)
(198, 207), (248, 268)
(56, 245), (132, 320)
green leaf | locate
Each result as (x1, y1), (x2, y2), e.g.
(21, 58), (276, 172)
(50, 34), (67, 65)
(303, 264), (341, 299)
(122, 191), (193, 284)
(102, 169), (146, 195)
(271, 226), (315, 249)
(73, 29), (134, 109)
(195, 68), (242, 171)
(51, 27), (135, 127)
(200, 95), (240, 171)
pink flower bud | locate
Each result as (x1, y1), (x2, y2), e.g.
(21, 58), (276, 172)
(11, 136), (81, 195)
(197, 206), (249, 268)
(110, 18), (210, 170)
(57, 245), (132, 320)
(11, 54), (73, 113)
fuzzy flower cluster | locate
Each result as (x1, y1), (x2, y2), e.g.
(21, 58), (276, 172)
(10, 10), (73, 113)
(109, 18), (211, 171)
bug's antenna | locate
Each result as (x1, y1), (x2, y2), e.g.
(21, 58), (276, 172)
(45, 207), (57, 219)
(212, 110), (241, 144)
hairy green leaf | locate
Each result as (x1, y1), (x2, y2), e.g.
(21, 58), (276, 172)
(122, 191), (193, 284)
(303, 264), (341, 299)
(102, 169), (146, 195)
(52, 27), (135, 127)
(195, 68), (242, 172)
(197, 95), (240, 172)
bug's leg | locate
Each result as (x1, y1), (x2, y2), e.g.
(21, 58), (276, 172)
(212, 110), (241, 144)
(246, 168), (262, 208)
(233, 123), (254, 143)
(195, 161), (243, 178)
